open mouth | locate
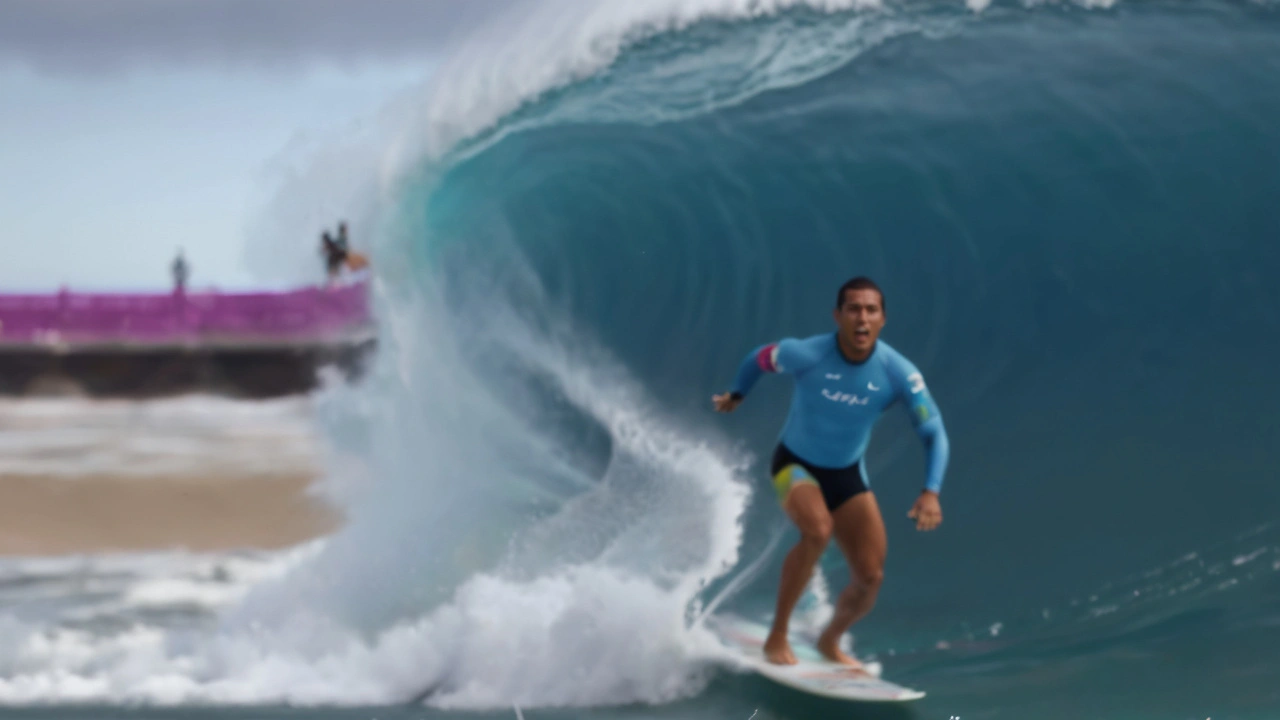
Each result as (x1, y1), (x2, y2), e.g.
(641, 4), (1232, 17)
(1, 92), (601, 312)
(854, 328), (871, 340)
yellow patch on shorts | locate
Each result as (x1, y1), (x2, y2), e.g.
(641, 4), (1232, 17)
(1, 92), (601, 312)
(772, 464), (819, 504)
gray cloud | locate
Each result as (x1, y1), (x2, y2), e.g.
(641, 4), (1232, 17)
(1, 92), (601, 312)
(0, 0), (525, 74)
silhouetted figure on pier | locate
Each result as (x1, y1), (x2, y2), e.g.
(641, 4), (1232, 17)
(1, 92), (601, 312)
(172, 249), (189, 293)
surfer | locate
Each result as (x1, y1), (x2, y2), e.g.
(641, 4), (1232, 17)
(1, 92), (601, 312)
(320, 229), (350, 285)
(713, 276), (950, 668)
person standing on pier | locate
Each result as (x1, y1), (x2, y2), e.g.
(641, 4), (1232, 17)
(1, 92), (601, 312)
(172, 249), (190, 294)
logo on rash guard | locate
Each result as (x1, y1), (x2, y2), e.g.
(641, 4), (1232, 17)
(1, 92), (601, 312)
(822, 389), (869, 406)
(907, 373), (926, 394)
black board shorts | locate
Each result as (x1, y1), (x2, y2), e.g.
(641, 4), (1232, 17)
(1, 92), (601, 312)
(770, 443), (869, 512)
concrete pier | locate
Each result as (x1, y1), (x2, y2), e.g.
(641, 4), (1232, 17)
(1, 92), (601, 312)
(0, 282), (374, 398)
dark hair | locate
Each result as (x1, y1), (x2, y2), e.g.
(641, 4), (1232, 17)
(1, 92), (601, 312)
(835, 276), (885, 311)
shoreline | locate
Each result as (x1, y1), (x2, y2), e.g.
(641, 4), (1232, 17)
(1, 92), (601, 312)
(0, 472), (341, 556)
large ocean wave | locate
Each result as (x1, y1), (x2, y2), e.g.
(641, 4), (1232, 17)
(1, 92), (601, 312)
(3, 1), (1279, 716)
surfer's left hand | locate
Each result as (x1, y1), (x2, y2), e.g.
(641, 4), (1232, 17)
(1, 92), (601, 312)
(907, 491), (942, 531)
(712, 392), (743, 413)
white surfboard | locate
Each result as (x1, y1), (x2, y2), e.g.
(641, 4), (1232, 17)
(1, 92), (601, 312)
(707, 614), (925, 702)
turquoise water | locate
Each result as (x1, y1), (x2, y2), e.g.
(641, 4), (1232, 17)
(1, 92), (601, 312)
(408, 1), (1280, 716)
(3, 1), (1279, 718)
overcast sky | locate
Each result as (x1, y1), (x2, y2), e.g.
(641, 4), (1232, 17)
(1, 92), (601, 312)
(0, 1), (519, 73)
(0, 1), (521, 291)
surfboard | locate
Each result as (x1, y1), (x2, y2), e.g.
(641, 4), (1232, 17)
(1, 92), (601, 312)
(707, 614), (925, 702)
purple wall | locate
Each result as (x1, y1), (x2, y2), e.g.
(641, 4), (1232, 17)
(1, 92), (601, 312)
(0, 282), (371, 346)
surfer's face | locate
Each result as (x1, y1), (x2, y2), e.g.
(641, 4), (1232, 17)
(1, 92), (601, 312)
(834, 288), (885, 355)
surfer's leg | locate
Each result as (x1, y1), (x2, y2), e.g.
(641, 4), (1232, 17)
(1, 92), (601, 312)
(765, 480), (831, 665)
(817, 491), (886, 666)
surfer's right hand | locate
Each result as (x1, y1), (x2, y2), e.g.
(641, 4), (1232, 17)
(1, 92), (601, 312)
(712, 392), (743, 413)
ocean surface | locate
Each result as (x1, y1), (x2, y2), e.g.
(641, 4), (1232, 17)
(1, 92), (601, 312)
(4, 0), (1280, 718)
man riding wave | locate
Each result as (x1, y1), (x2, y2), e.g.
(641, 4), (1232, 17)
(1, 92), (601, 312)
(713, 276), (950, 668)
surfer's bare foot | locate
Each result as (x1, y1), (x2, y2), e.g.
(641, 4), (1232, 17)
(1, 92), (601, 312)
(763, 632), (797, 665)
(816, 638), (868, 672)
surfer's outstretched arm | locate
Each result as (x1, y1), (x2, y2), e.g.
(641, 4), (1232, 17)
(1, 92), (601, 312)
(714, 338), (822, 412)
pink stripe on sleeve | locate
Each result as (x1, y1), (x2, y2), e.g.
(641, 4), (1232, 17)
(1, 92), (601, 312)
(756, 344), (779, 372)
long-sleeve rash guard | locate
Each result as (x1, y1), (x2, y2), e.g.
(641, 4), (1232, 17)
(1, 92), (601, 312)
(731, 332), (950, 493)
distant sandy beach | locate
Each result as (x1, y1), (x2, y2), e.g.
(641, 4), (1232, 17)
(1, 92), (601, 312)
(0, 472), (340, 555)
(0, 395), (340, 556)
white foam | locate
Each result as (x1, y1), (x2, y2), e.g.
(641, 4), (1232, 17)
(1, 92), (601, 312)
(0, 564), (732, 707)
(0, 395), (318, 479)
(412, 566), (731, 709)
(364, 290), (754, 708)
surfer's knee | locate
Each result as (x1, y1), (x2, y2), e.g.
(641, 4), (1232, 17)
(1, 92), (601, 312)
(799, 517), (833, 551)
(854, 562), (884, 590)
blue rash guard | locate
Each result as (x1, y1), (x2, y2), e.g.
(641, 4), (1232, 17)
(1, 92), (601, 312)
(731, 333), (950, 494)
